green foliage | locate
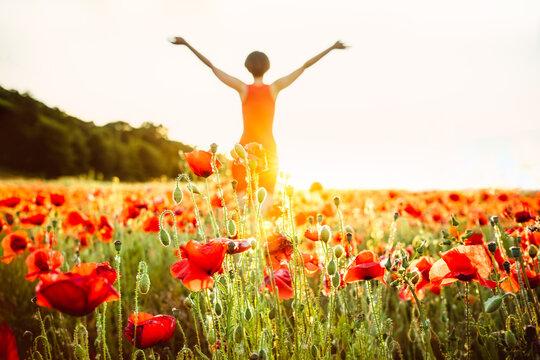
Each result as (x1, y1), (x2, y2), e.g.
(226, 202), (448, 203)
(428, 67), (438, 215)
(0, 86), (195, 181)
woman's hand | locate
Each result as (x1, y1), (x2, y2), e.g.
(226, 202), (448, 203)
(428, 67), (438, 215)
(332, 41), (348, 50)
(169, 37), (188, 45)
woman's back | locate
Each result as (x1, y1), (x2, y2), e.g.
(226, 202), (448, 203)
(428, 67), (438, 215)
(240, 84), (276, 154)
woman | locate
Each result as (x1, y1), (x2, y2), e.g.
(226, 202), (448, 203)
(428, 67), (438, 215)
(170, 37), (347, 195)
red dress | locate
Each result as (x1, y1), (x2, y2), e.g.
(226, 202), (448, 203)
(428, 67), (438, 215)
(232, 84), (279, 193)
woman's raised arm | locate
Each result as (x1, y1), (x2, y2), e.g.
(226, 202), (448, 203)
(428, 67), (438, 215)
(271, 41), (348, 94)
(170, 37), (246, 96)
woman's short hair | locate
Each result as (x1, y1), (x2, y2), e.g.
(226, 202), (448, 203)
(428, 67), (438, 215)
(245, 51), (270, 77)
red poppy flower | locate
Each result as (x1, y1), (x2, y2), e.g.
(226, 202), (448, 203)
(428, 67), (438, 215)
(302, 253), (320, 277)
(0, 323), (19, 360)
(0, 197), (20, 208)
(429, 245), (496, 289)
(20, 213), (47, 226)
(124, 312), (175, 349)
(265, 264), (294, 300)
(25, 248), (64, 281)
(403, 203), (422, 219)
(265, 233), (293, 269)
(343, 250), (385, 284)
(97, 215), (114, 242)
(143, 216), (160, 233)
(65, 210), (87, 227)
(170, 239), (226, 291)
(35, 194), (46, 206)
(50, 193), (65, 207)
(184, 149), (222, 178)
(36, 262), (119, 316)
(304, 228), (319, 241)
(399, 256), (440, 301)
(1, 230), (31, 264)
(218, 238), (252, 254)
(514, 210), (534, 223)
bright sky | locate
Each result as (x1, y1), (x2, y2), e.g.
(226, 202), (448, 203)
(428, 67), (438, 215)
(1, 0), (539, 189)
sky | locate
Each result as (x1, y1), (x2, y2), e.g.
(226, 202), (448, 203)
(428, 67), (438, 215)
(1, 0), (539, 189)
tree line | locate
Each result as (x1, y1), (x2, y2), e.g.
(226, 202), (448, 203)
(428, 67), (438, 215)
(0, 85), (196, 181)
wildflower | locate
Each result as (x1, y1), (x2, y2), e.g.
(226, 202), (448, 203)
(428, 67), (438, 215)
(429, 245), (496, 289)
(398, 256), (440, 302)
(264, 264), (294, 299)
(184, 149), (222, 178)
(35, 262), (119, 316)
(124, 312), (175, 349)
(0, 323), (19, 360)
(25, 248), (64, 281)
(50, 193), (66, 207)
(265, 233), (293, 269)
(1, 230), (31, 264)
(343, 250), (385, 284)
(0, 197), (20, 208)
(170, 239), (227, 291)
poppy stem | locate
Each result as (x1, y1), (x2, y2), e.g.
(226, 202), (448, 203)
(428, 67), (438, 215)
(211, 152), (229, 226)
(404, 278), (434, 359)
(115, 250), (123, 358)
(204, 178), (220, 238)
(182, 174), (206, 241)
(367, 281), (388, 359)
(465, 282), (470, 360)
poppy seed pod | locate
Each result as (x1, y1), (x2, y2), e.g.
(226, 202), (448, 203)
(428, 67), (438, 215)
(333, 196), (340, 207)
(528, 245), (538, 258)
(510, 247), (521, 259)
(210, 143), (218, 154)
(487, 242), (497, 253)
(503, 261), (511, 273)
(173, 185), (183, 204)
(234, 144), (247, 159)
(227, 219), (237, 237)
(319, 225), (331, 243)
(159, 229), (171, 247)
(286, 185), (294, 198)
(317, 214), (323, 224)
(231, 180), (238, 191)
(331, 272), (341, 288)
(257, 187), (267, 204)
(114, 240), (122, 252)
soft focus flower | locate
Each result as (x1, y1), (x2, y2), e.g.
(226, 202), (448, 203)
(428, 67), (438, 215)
(1, 230), (31, 264)
(265, 264), (294, 300)
(36, 262), (119, 316)
(124, 312), (175, 349)
(25, 248), (64, 281)
(0, 323), (19, 360)
(50, 193), (66, 207)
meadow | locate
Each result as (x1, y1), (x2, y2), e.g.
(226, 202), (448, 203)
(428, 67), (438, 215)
(0, 145), (539, 360)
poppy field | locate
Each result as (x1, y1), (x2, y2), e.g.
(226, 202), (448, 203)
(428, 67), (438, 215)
(1, 144), (539, 360)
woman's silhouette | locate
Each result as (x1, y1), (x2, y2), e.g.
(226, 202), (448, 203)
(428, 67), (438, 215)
(170, 37), (347, 195)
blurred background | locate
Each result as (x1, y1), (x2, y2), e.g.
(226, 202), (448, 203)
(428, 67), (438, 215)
(1, 0), (539, 189)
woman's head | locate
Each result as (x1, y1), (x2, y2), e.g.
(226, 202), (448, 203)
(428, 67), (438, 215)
(245, 51), (270, 77)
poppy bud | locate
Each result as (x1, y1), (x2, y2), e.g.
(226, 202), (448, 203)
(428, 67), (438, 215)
(310, 345), (318, 358)
(484, 294), (503, 313)
(244, 307), (253, 321)
(172, 307), (182, 319)
(234, 144), (247, 159)
(231, 180), (238, 191)
(319, 225), (331, 243)
(257, 187), (267, 204)
(234, 325), (243, 343)
(317, 214), (323, 224)
(139, 273), (151, 294)
(528, 245), (538, 258)
(449, 215), (459, 226)
(503, 261), (511, 273)
(227, 219), (237, 237)
(394, 212), (399, 221)
(173, 185), (183, 204)
(286, 185), (294, 198)
(214, 301), (223, 317)
(491, 216), (499, 224)
(207, 328), (216, 345)
(510, 247), (521, 259)
(159, 229), (171, 247)
(187, 183), (201, 195)
(249, 238), (257, 250)
(505, 331), (517, 348)
(227, 241), (236, 254)
(327, 260), (337, 275)
(334, 245), (344, 259)
(249, 159), (258, 171)
(249, 354), (259, 360)
(210, 143), (218, 154)
(384, 257), (392, 270)
(258, 349), (267, 360)
(390, 279), (401, 287)
(346, 232), (353, 243)
(487, 242), (497, 253)
(333, 196), (340, 207)
(114, 240), (122, 252)
(412, 236), (423, 249)
(268, 307), (276, 319)
(308, 216), (314, 225)
(331, 272), (341, 288)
